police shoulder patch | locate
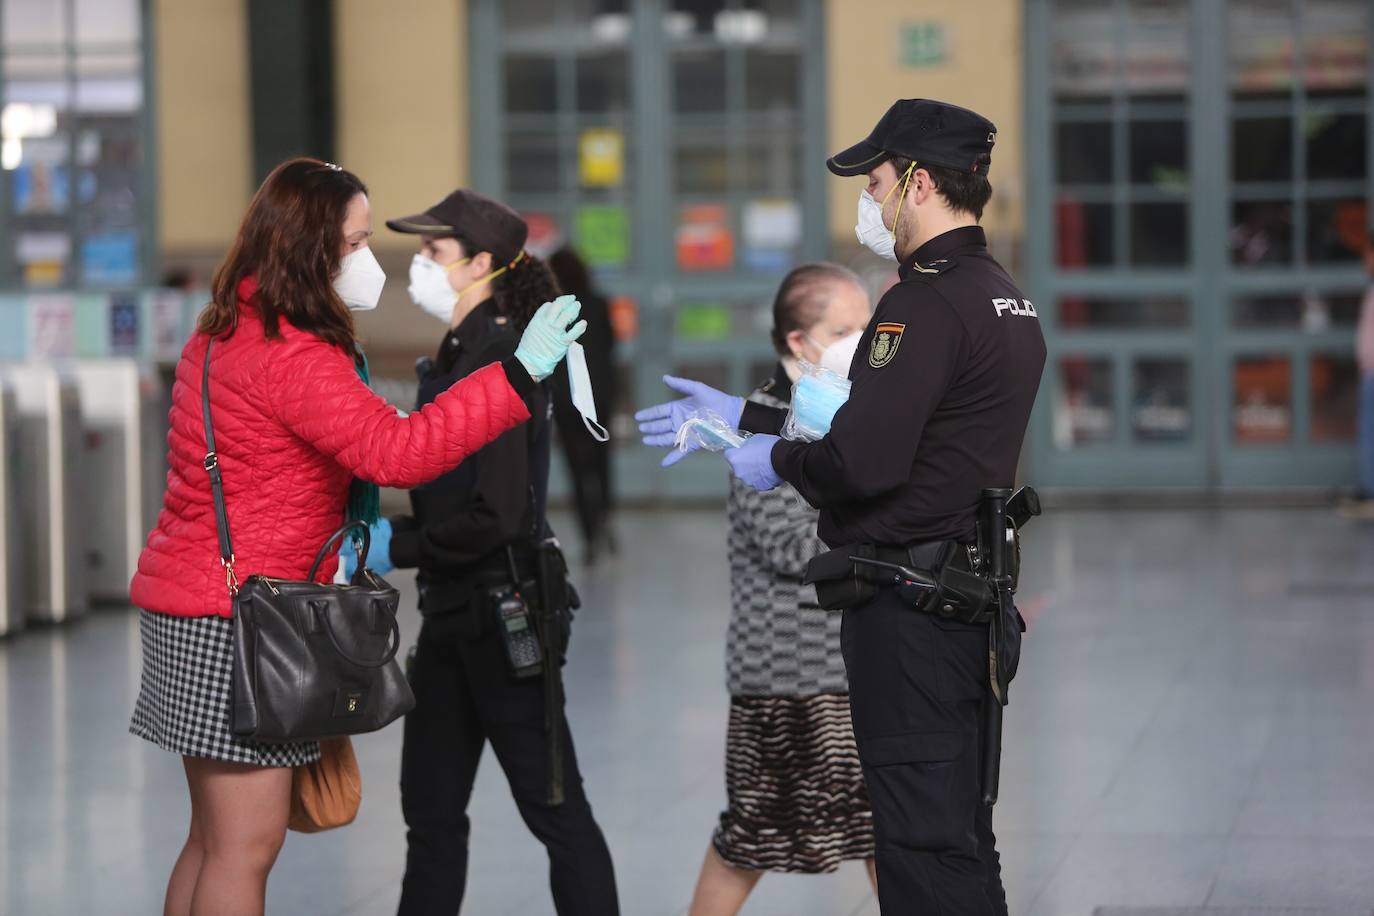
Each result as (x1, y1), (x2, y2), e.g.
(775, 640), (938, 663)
(868, 322), (905, 368)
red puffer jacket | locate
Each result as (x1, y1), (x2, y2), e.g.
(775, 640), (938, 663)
(131, 279), (535, 618)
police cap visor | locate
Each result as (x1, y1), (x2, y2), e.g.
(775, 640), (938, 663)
(827, 99), (997, 177)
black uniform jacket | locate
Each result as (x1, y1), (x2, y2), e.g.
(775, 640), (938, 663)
(389, 299), (552, 614)
(748, 226), (1046, 548)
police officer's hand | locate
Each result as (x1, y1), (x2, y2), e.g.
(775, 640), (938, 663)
(724, 434), (782, 491)
(635, 375), (745, 468)
(515, 295), (587, 382)
(338, 518), (395, 579)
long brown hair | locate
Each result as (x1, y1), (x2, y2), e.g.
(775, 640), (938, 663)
(200, 157), (367, 351)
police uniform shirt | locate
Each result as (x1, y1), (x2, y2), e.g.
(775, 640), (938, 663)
(768, 226), (1046, 548)
(388, 299), (551, 608)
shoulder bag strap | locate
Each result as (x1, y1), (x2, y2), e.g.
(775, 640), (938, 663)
(201, 338), (240, 595)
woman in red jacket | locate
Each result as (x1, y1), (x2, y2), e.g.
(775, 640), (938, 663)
(127, 158), (584, 916)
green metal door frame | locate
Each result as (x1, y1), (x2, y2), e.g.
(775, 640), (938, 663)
(1024, 0), (1370, 492)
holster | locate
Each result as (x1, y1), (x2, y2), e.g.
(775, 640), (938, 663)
(803, 539), (994, 625)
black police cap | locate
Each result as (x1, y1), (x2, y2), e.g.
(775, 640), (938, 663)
(827, 99), (997, 177)
(387, 189), (529, 268)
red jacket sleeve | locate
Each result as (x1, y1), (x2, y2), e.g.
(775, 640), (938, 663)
(267, 337), (533, 489)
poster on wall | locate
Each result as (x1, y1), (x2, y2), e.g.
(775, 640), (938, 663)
(16, 231), (70, 288)
(574, 206), (629, 268)
(28, 294), (76, 358)
(675, 204), (734, 271)
(12, 137), (70, 214)
(578, 128), (625, 188)
(145, 289), (188, 361)
(81, 231), (140, 287)
(522, 211), (562, 259)
(742, 199), (801, 272)
(110, 294), (140, 354)
(675, 302), (732, 340)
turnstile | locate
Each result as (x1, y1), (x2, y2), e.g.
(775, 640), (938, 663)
(73, 360), (169, 603)
(6, 364), (88, 623)
(0, 384), (25, 636)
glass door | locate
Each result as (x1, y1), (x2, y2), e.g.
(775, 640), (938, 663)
(1220, 0), (1369, 486)
(1026, 0), (1372, 490)
(470, 0), (828, 499)
(1027, 0), (1206, 488)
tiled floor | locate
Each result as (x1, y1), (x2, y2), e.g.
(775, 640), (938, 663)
(3, 507), (1374, 915)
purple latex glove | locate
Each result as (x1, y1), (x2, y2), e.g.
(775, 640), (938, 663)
(724, 434), (782, 491)
(635, 375), (745, 468)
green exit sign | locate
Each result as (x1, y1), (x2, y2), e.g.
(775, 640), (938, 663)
(901, 22), (948, 68)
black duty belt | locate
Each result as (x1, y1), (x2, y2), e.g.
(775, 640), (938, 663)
(803, 539), (995, 625)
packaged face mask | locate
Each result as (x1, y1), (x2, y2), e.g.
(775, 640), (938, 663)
(675, 409), (748, 452)
(782, 362), (851, 442)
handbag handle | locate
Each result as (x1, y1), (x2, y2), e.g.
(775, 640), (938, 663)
(308, 521), (373, 584)
(314, 600), (403, 669)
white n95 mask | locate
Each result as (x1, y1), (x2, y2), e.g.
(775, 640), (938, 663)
(407, 254), (460, 323)
(334, 246), (386, 311)
(820, 329), (865, 378)
(855, 191), (898, 262)
(566, 342), (610, 442)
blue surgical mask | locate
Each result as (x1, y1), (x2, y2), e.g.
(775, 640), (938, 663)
(787, 370), (851, 441)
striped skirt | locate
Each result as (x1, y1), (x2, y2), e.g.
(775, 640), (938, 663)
(712, 694), (875, 874)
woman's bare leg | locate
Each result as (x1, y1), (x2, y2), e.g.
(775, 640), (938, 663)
(183, 756), (292, 916)
(687, 844), (763, 916)
(164, 757), (207, 916)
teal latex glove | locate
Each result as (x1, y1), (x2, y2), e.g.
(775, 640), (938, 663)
(515, 295), (587, 382)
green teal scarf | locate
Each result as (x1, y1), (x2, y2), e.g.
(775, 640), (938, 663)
(348, 349), (382, 525)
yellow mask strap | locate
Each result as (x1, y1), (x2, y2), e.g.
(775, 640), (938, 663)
(883, 162), (917, 239)
(457, 264), (508, 298)
(450, 250), (525, 299)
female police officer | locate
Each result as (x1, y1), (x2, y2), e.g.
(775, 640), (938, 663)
(344, 189), (619, 915)
(638, 100), (1047, 915)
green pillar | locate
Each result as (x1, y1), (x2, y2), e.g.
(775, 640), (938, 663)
(247, 0), (336, 183)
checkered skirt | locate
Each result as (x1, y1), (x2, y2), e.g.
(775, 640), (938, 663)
(129, 609), (320, 767)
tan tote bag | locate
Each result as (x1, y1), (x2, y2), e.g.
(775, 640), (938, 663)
(288, 736), (362, 833)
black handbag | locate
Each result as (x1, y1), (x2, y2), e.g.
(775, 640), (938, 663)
(200, 338), (415, 742)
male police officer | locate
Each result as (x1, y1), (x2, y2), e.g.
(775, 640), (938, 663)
(637, 99), (1046, 913)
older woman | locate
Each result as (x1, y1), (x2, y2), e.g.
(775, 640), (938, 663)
(686, 263), (877, 915)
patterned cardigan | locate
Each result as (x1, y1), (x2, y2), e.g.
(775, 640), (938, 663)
(724, 367), (849, 698)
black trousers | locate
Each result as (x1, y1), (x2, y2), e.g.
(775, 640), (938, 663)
(397, 610), (619, 916)
(841, 588), (1008, 915)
